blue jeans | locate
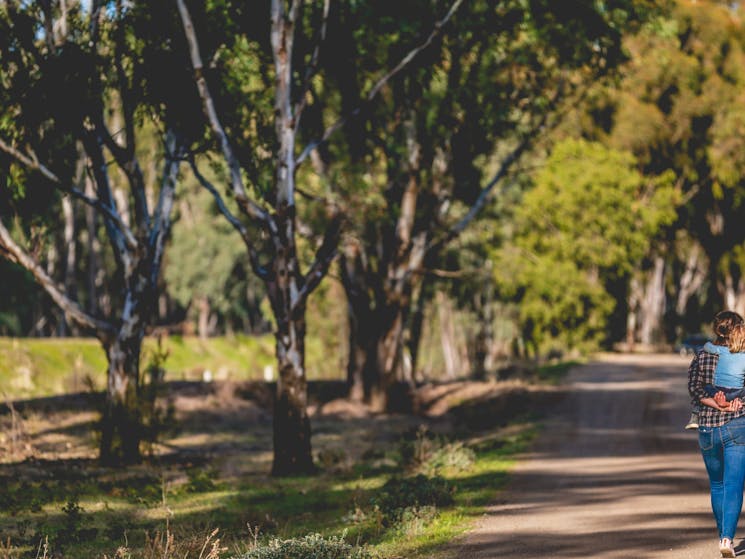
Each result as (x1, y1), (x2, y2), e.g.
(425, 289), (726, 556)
(699, 416), (745, 539)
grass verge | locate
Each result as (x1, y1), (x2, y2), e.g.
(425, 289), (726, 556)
(0, 350), (572, 558)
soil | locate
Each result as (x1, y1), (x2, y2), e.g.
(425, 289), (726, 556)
(449, 353), (724, 559)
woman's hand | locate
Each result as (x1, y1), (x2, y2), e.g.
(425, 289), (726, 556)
(728, 398), (744, 412)
(701, 396), (743, 412)
(713, 391), (744, 411)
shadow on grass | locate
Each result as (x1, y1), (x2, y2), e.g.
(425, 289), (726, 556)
(0, 358), (701, 558)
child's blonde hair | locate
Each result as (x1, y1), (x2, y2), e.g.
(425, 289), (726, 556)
(728, 323), (745, 353)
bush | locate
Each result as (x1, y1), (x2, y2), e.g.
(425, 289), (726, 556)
(374, 475), (454, 524)
(396, 505), (438, 536)
(185, 468), (217, 493)
(235, 533), (374, 559)
(398, 427), (475, 476)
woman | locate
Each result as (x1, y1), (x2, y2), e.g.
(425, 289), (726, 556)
(688, 310), (745, 558)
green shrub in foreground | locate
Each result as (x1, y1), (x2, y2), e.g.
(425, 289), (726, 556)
(235, 533), (374, 559)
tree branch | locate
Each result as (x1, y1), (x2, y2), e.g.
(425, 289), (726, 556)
(189, 156), (270, 280)
(82, 131), (135, 275)
(111, 1), (150, 232)
(88, 0), (105, 48)
(0, 217), (115, 335)
(294, 0), (330, 130)
(148, 130), (182, 286)
(434, 83), (566, 250)
(292, 210), (343, 315)
(0, 136), (138, 250)
(176, 0), (274, 234)
(295, 0), (465, 166)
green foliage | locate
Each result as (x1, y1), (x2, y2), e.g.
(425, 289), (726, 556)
(373, 475), (454, 525)
(184, 468), (218, 493)
(497, 139), (679, 351)
(560, 1), (745, 338)
(398, 427), (475, 476)
(235, 533), (375, 559)
(165, 167), (270, 335)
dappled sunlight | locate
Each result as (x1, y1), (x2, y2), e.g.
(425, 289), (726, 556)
(450, 354), (715, 559)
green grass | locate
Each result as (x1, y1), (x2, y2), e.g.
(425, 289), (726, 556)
(535, 360), (582, 384)
(0, 419), (538, 558)
(0, 335), (341, 400)
(0, 337), (565, 558)
(369, 428), (536, 559)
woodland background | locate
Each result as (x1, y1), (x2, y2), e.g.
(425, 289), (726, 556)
(0, 0), (743, 556)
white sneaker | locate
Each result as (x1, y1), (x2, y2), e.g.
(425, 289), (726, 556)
(720, 538), (735, 558)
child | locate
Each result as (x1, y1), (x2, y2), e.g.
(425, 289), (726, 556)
(703, 323), (745, 398)
(686, 321), (745, 430)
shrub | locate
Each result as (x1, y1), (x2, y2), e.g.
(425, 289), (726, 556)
(396, 505), (438, 536)
(373, 475), (454, 524)
(185, 467), (218, 493)
(398, 427), (475, 476)
(235, 533), (374, 559)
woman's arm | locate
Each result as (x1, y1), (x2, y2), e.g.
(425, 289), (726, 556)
(712, 391), (745, 411)
(688, 353), (710, 402)
(703, 395), (742, 412)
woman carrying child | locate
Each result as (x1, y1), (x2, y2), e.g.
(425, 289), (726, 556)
(688, 310), (745, 558)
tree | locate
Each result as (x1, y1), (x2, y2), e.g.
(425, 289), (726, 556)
(0, 0), (185, 464)
(172, 0), (470, 474)
(564, 0), (745, 340)
(327, 0), (652, 407)
(495, 139), (678, 352)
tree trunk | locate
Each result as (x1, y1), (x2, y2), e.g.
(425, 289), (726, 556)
(470, 284), (495, 380)
(722, 271), (745, 317)
(407, 273), (430, 382)
(346, 302), (372, 402)
(340, 247), (375, 402)
(271, 305), (315, 476)
(365, 305), (408, 412)
(84, 174), (102, 317)
(437, 291), (459, 380)
(60, 195), (76, 336)
(626, 275), (641, 349)
(100, 324), (144, 465)
(676, 243), (707, 316)
(638, 255), (666, 345)
(197, 296), (210, 339)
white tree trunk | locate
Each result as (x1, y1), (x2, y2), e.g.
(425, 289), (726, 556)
(638, 256), (666, 345)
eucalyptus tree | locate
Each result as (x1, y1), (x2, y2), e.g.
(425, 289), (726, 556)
(495, 139), (679, 352)
(565, 1), (745, 341)
(170, 0), (467, 474)
(0, 0), (186, 464)
(321, 0), (654, 408)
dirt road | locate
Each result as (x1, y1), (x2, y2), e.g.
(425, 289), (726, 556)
(451, 353), (726, 559)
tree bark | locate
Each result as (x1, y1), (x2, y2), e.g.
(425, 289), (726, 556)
(271, 304), (315, 476)
(100, 324), (144, 465)
(197, 296), (210, 339)
(626, 275), (641, 348)
(61, 195), (77, 336)
(437, 290), (459, 380)
(340, 245), (374, 402)
(638, 255), (666, 345)
(722, 271), (745, 317)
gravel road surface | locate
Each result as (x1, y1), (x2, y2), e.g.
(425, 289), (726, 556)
(452, 353), (729, 559)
